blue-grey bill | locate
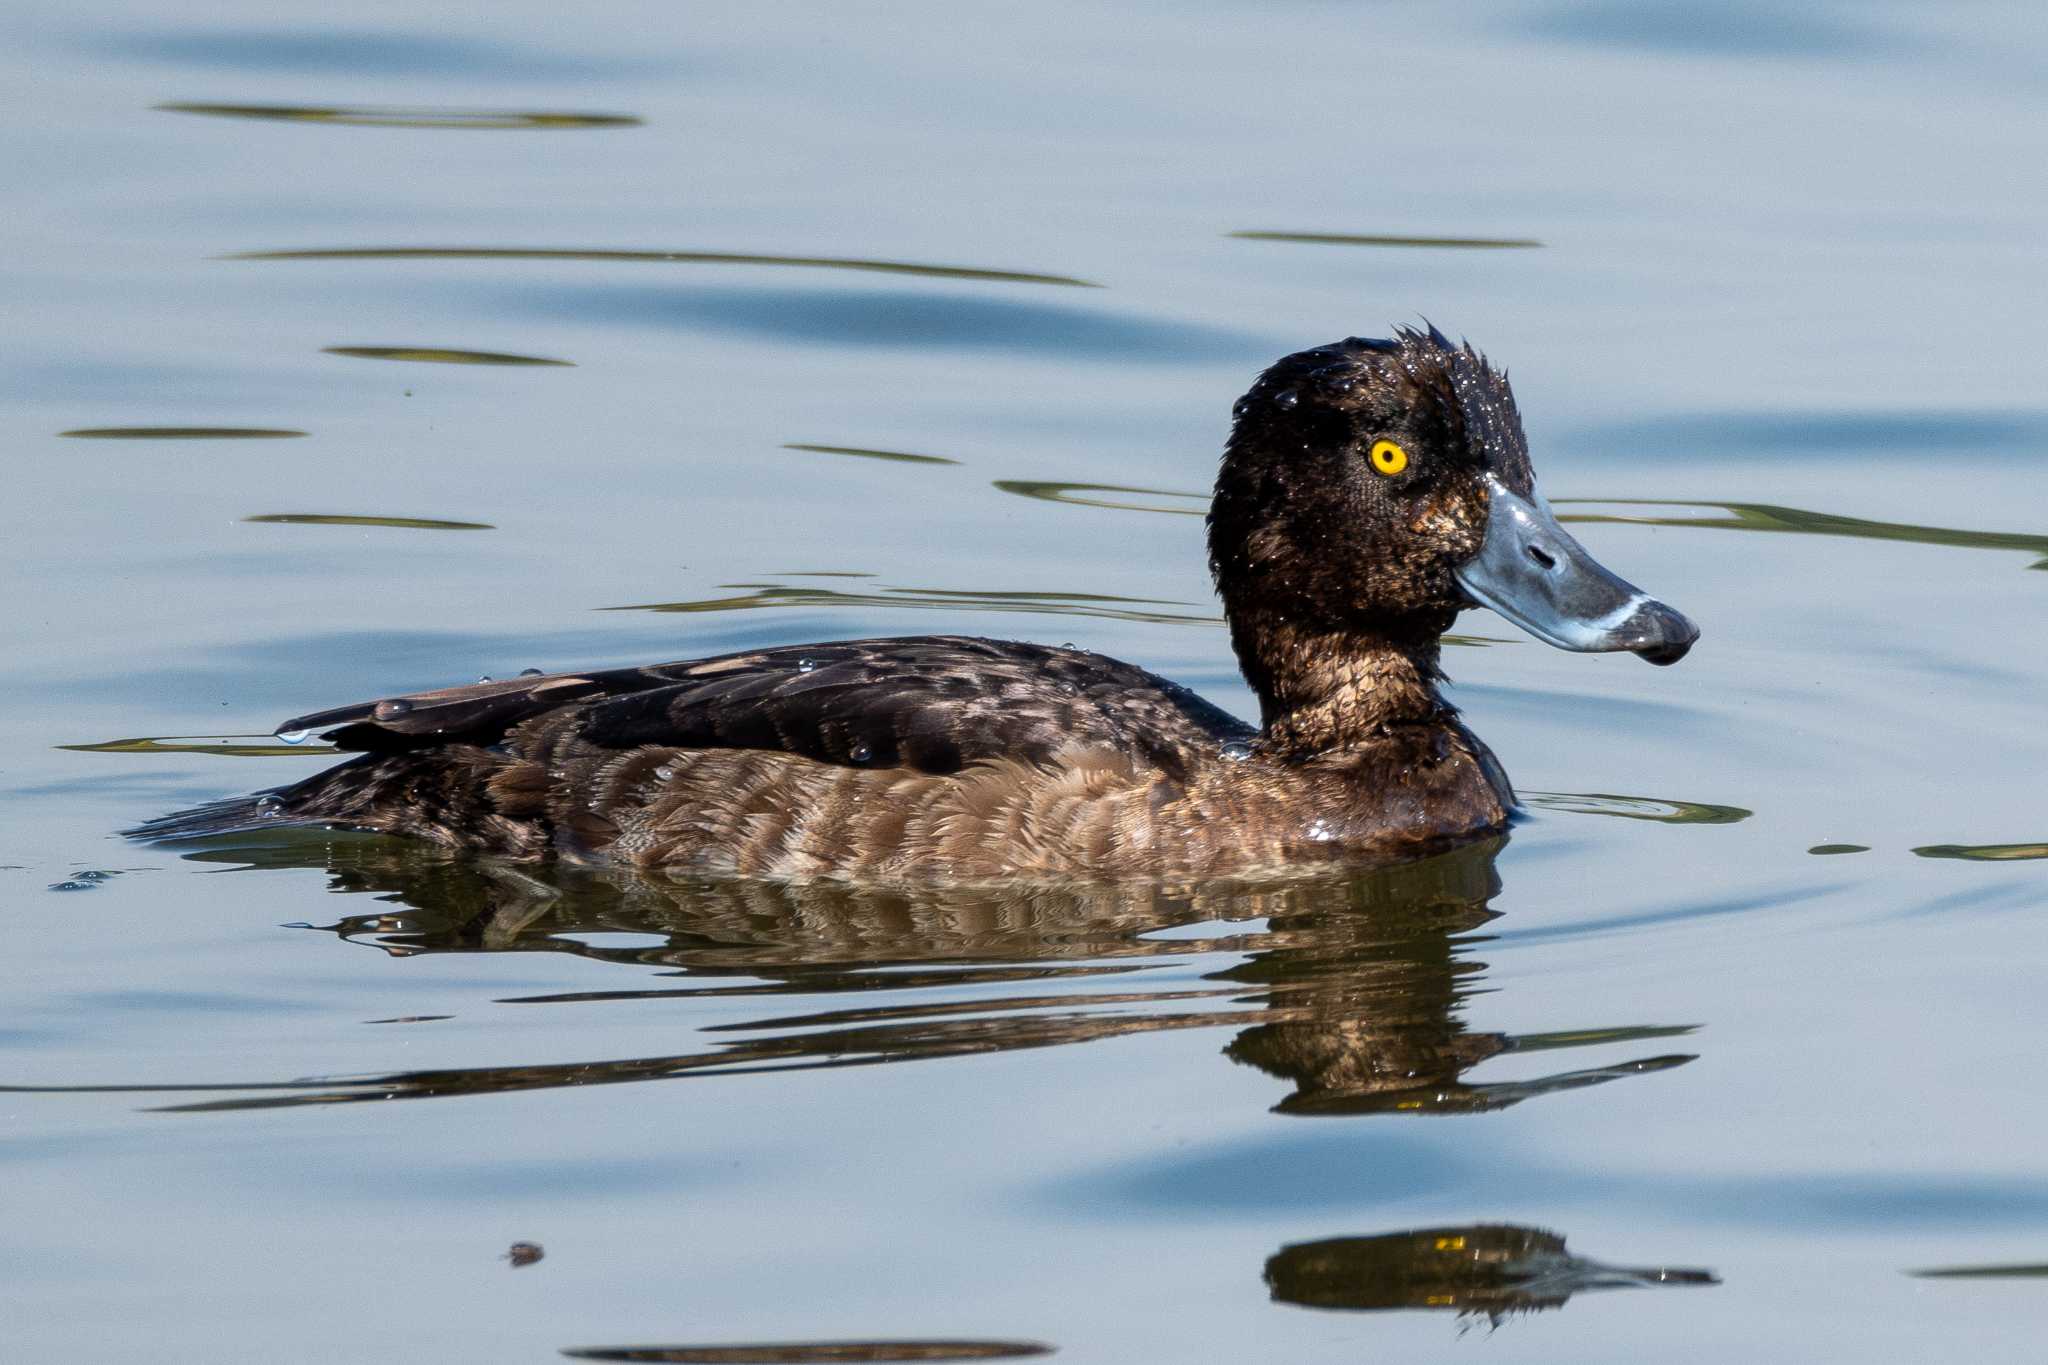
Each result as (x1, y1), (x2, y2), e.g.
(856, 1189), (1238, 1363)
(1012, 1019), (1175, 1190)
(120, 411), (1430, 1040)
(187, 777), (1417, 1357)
(1455, 476), (1698, 665)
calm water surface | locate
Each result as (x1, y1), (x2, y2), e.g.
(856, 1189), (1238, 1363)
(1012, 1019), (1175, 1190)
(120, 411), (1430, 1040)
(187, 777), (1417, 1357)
(4, 1), (2046, 1360)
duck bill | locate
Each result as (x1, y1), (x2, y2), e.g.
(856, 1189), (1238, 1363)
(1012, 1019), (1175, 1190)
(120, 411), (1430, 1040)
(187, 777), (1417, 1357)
(1455, 476), (1698, 665)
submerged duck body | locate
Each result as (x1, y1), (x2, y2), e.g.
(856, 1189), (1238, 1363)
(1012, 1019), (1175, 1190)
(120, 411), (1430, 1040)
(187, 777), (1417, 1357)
(134, 327), (1697, 879)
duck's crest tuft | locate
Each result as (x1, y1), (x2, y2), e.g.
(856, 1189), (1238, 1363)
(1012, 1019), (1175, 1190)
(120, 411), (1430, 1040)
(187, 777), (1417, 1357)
(1380, 323), (1533, 489)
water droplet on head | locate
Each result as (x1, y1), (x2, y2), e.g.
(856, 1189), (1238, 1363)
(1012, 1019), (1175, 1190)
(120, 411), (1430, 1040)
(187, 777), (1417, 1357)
(477, 674), (494, 684)
(1232, 397), (1251, 419)
(796, 657), (817, 673)
(1061, 642), (1078, 651)
(1057, 680), (1078, 696)
(653, 763), (676, 782)
(1274, 388), (1299, 409)
(274, 727), (311, 745)
(374, 699), (413, 720)
(518, 667), (544, 678)
(849, 742), (873, 764)
(1220, 740), (1254, 762)
(1305, 818), (1336, 843)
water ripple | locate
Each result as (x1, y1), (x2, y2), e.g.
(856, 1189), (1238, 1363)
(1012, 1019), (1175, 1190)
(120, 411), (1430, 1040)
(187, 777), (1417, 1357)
(60, 426), (304, 439)
(244, 514), (494, 531)
(1230, 230), (1543, 249)
(1913, 842), (2048, 862)
(58, 735), (327, 759)
(324, 346), (572, 366)
(1559, 499), (2048, 570)
(606, 581), (1218, 626)
(560, 1342), (1053, 1363)
(784, 444), (960, 467)
(228, 246), (1100, 289)
(158, 103), (640, 130)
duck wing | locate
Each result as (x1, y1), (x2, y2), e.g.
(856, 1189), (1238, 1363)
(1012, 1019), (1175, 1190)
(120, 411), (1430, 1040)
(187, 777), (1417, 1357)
(287, 635), (1250, 780)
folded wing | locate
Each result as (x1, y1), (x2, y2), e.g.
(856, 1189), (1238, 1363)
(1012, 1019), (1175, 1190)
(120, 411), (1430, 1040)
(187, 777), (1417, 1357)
(288, 635), (1249, 780)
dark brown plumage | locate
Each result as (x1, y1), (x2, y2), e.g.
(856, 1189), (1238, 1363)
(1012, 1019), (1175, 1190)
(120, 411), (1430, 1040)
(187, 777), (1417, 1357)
(130, 326), (1697, 879)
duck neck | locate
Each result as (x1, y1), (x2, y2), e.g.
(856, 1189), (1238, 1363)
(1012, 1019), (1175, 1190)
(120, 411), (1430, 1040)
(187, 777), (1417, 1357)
(1232, 611), (1454, 757)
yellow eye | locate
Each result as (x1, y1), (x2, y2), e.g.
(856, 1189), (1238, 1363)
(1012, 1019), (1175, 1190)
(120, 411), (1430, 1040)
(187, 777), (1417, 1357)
(1369, 439), (1408, 476)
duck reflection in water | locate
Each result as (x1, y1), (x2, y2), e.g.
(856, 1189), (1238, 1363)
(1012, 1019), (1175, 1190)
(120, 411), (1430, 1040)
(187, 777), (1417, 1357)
(87, 833), (1696, 1114)
(1266, 1224), (1716, 1326)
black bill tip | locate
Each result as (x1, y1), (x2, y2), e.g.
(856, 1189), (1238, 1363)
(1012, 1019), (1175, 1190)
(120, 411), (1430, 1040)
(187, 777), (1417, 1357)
(1621, 600), (1700, 666)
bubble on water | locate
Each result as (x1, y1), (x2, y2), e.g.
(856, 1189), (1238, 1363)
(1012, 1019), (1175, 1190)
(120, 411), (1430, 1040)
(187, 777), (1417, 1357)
(48, 879), (93, 892)
(374, 699), (414, 720)
(1274, 388), (1299, 409)
(849, 742), (873, 764)
(73, 870), (111, 882)
(1220, 740), (1254, 761)
(797, 657), (817, 673)
(518, 667), (545, 677)
(274, 727), (312, 745)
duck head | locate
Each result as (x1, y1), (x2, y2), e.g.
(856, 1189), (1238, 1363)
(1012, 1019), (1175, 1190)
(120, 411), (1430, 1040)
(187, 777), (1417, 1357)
(1209, 326), (1698, 698)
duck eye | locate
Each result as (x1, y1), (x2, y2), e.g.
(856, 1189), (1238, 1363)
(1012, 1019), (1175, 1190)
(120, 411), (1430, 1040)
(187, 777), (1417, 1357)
(1368, 439), (1409, 476)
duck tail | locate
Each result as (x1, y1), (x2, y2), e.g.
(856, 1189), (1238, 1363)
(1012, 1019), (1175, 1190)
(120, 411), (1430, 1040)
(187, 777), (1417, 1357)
(125, 749), (517, 846)
(124, 753), (394, 842)
(123, 792), (291, 841)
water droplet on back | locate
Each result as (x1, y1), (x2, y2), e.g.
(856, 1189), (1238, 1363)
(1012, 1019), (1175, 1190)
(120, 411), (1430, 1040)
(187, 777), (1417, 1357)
(796, 657), (817, 673)
(1220, 740), (1254, 761)
(255, 794), (285, 816)
(477, 674), (494, 684)
(374, 699), (414, 720)
(518, 667), (544, 678)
